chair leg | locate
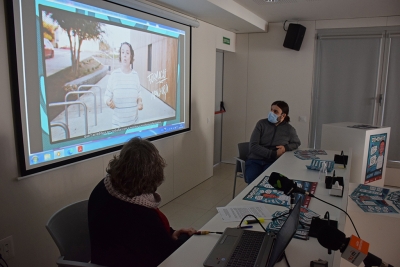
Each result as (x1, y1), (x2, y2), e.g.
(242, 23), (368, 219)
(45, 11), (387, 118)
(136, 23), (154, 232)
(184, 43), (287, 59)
(233, 173), (237, 199)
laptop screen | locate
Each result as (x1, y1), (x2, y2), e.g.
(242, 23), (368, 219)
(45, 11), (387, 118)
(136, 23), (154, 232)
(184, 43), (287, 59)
(266, 196), (302, 267)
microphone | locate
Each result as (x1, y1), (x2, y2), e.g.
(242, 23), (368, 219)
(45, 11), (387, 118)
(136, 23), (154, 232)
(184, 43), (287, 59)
(268, 172), (314, 197)
(317, 226), (393, 267)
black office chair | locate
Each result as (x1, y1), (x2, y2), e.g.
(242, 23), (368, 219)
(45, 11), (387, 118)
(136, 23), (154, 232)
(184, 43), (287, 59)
(46, 200), (106, 267)
(232, 142), (249, 199)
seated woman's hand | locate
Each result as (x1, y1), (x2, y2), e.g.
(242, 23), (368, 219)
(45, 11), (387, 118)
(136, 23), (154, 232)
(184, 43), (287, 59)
(172, 227), (197, 240)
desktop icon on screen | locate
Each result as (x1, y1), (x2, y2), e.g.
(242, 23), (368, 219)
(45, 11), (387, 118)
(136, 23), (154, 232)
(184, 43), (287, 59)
(31, 155), (39, 164)
(54, 150), (64, 159)
(44, 153), (51, 161)
(77, 145), (83, 153)
(67, 148), (74, 156)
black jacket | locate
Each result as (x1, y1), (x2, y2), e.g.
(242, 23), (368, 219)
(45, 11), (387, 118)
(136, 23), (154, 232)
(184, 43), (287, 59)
(88, 179), (182, 267)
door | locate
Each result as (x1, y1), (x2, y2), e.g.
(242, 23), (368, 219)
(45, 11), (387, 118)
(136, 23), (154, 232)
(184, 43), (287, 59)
(214, 51), (224, 165)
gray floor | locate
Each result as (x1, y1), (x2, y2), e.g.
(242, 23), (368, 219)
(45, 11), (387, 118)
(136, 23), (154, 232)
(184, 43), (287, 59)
(159, 163), (248, 230)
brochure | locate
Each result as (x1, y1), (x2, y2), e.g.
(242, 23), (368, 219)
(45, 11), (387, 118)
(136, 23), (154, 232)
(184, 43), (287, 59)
(294, 149), (327, 160)
(350, 184), (398, 214)
(243, 176), (317, 208)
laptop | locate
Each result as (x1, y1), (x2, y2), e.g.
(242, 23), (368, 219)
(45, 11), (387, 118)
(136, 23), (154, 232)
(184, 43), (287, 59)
(204, 198), (302, 267)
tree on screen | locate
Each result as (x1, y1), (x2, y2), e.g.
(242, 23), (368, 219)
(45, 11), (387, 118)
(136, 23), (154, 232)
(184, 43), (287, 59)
(42, 21), (58, 43)
(46, 10), (104, 77)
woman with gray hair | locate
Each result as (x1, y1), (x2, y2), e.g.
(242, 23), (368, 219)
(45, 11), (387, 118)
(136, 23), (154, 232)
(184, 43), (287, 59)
(88, 137), (197, 267)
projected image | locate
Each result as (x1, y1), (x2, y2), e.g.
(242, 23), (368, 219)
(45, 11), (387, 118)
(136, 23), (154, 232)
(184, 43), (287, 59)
(40, 6), (178, 143)
(8, 0), (190, 175)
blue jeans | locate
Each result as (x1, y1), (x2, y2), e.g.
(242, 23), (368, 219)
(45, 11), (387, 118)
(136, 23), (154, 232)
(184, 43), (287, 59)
(245, 159), (273, 184)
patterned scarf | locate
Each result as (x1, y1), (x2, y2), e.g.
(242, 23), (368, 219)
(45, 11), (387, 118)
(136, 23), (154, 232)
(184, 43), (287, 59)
(104, 176), (161, 209)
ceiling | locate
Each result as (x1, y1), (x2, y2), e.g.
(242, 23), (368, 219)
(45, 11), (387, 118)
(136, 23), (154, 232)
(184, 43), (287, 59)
(136, 0), (400, 33)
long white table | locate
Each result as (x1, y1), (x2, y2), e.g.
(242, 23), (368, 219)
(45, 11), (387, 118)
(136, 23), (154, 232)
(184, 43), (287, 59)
(340, 183), (400, 267)
(160, 150), (351, 267)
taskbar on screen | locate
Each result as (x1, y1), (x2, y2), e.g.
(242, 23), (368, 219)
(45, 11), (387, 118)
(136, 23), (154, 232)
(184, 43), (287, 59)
(29, 122), (185, 165)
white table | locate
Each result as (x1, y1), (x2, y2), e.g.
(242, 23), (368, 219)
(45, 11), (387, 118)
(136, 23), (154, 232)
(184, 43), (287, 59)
(160, 150), (351, 267)
(340, 183), (400, 267)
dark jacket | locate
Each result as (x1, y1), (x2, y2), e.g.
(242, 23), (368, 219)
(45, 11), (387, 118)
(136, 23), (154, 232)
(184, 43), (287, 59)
(248, 119), (301, 162)
(88, 179), (182, 267)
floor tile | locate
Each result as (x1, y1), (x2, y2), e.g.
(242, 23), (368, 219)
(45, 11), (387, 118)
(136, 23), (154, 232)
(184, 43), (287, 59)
(166, 163), (239, 231)
(159, 202), (188, 217)
(191, 209), (219, 230)
(172, 187), (207, 205)
(168, 205), (209, 229)
(214, 194), (233, 208)
(186, 191), (227, 210)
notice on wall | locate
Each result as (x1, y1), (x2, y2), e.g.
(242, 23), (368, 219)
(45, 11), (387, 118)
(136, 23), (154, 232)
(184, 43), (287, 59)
(365, 133), (387, 184)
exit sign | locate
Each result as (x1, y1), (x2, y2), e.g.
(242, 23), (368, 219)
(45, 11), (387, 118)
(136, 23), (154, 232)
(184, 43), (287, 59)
(223, 37), (230, 45)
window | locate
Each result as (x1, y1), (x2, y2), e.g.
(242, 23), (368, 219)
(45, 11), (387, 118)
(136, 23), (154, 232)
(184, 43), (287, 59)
(311, 26), (400, 168)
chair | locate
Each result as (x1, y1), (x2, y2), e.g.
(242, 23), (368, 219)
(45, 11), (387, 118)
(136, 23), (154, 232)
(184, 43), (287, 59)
(232, 142), (250, 199)
(46, 200), (105, 267)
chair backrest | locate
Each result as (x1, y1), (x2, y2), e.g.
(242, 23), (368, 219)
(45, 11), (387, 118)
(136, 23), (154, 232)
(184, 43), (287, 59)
(236, 142), (250, 173)
(46, 200), (91, 262)
(238, 142), (250, 161)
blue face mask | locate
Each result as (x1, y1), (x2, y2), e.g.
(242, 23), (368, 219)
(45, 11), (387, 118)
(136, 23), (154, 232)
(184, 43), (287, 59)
(268, 111), (279, 123)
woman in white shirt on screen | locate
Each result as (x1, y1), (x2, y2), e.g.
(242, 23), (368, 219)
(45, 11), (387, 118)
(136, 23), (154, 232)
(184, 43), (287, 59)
(105, 42), (143, 128)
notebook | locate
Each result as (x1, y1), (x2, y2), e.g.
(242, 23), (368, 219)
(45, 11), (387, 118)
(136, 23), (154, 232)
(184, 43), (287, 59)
(203, 198), (302, 267)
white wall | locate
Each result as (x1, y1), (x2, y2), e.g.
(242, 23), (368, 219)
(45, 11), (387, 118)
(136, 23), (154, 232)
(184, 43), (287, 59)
(222, 21), (316, 163)
(386, 168), (400, 187)
(222, 17), (400, 167)
(0, 0), (235, 265)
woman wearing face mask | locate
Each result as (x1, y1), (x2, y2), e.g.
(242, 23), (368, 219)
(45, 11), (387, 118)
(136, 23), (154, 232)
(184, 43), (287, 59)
(245, 100), (301, 184)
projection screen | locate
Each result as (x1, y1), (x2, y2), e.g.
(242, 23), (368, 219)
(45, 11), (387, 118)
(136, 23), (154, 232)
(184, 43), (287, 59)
(5, 0), (192, 176)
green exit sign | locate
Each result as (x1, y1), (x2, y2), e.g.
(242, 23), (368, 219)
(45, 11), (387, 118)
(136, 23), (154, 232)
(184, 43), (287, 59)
(223, 37), (230, 45)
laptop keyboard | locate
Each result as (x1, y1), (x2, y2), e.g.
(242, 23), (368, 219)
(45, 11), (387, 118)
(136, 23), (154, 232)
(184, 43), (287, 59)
(226, 231), (266, 267)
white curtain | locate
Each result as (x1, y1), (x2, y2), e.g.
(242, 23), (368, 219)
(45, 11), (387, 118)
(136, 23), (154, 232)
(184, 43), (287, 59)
(382, 34), (400, 166)
(311, 29), (383, 148)
(311, 27), (400, 167)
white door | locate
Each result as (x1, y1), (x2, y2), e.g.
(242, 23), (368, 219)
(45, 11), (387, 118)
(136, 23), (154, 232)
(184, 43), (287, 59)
(214, 51), (224, 165)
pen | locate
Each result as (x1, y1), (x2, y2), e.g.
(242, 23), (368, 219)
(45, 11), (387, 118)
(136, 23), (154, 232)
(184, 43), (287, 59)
(244, 218), (265, 225)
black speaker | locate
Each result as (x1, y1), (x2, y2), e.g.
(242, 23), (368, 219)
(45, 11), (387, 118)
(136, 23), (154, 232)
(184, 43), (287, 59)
(283, 23), (306, 51)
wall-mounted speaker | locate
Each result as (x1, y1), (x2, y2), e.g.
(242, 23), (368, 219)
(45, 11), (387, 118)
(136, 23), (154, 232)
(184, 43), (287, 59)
(283, 23), (306, 51)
